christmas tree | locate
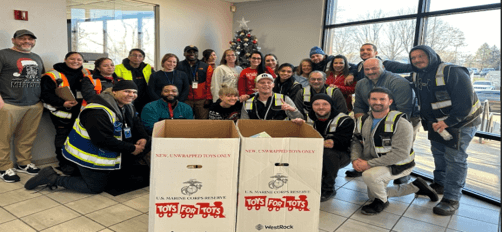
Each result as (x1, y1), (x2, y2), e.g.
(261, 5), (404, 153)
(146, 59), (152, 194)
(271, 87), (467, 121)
(229, 17), (260, 68)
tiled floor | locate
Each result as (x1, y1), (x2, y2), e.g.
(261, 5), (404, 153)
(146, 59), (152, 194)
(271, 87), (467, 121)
(0, 164), (499, 232)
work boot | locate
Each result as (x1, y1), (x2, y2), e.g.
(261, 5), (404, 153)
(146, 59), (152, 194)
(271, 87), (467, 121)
(429, 182), (445, 194)
(25, 166), (59, 190)
(345, 169), (362, 177)
(412, 177), (439, 201)
(433, 198), (459, 216)
(393, 175), (410, 185)
(361, 198), (389, 215)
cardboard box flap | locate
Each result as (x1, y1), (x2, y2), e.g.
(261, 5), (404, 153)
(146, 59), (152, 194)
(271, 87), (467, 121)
(153, 120), (239, 138)
(236, 119), (322, 138)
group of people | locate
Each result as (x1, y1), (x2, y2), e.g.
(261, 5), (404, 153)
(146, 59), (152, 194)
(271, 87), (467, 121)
(0, 29), (482, 217)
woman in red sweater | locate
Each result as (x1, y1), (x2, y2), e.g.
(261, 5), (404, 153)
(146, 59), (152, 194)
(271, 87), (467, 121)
(325, 55), (356, 112)
(238, 51), (276, 102)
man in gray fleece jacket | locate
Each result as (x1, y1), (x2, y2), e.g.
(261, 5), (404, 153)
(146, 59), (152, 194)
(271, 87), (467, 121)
(351, 87), (437, 215)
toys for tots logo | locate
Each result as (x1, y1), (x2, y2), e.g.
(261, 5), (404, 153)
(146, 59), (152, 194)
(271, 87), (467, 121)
(244, 195), (309, 212)
(155, 201), (225, 219)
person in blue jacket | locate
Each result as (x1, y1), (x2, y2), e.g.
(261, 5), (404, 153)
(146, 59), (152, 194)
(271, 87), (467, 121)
(141, 84), (193, 134)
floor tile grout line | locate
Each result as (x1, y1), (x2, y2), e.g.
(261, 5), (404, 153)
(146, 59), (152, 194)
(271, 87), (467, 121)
(104, 212), (146, 231)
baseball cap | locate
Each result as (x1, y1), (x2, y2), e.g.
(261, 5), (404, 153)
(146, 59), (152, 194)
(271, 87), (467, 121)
(184, 45), (198, 53)
(13, 29), (37, 39)
(255, 73), (274, 83)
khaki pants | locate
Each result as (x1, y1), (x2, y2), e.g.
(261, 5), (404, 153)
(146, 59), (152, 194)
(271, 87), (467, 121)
(362, 166), (417, 202)
(0, 102), (43, 170)
(185, 99), (209, 119)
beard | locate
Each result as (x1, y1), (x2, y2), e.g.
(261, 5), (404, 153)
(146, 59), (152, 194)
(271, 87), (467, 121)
(162, 95), (178, 103)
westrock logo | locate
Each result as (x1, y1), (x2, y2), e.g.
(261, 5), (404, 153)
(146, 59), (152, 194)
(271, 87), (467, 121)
(268, 173), (288, 189)
(255, 224), (294, 230)
(181, 179), (202, 196)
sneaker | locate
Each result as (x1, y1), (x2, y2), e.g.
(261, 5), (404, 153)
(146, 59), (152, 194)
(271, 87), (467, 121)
(413, 177), (439, 201)
(361, 198), (389, 215)
(393, 175), (411, 185)
(345, 169), (362, 177)
(429, 182), (444, 194)
(320, 190), (336, 202)
(433, 198), (459, 216)
(25, 166), (59, 190)
(0, 168), (20, 183)
(16, 163), (40, 175)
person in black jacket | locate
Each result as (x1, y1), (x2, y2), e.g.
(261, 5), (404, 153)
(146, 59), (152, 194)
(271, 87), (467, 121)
(273, 63), (302, 101)
(208, 84), (242, 121)
(292, 93), (354, 202)
(81, 57), (122, 103)
(148, 53), (189, 102)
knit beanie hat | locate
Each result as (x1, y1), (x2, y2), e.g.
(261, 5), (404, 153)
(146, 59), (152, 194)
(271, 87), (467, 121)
(112, 80), (138, 91)
(311, 93), (333, 105)
(310, 46), (325, 57)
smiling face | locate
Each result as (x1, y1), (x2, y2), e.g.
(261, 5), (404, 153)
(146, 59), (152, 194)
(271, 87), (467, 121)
(312, 99), (331, 117)
(310, 54), (324, 64)
(363, 59), (382, 81)
(332, 58), (345, 73)
(369, 92), (392, 113)
(97, 59), (115, 76)
(309, 72), (325, 91)
(163, 57), (177, 72)
(64, 53), (83, 70)
(113, 89), (138, 107)
(11, 35), (36, 52)
(410, 49), (429, 70)
(265, 55), (277, 70)
(360, 44), (377, 61)
(249, 53), (262, 68)
(278, 66), (293, 82)
(161, 85), (179, 102)
(184, 49), (198, 62)
(219, 94), (238, 107)
(256, 78), (274, 95)
(208, 52), (217, 63)
(225, 51), (236, 64)
(301, 61), (312, 75)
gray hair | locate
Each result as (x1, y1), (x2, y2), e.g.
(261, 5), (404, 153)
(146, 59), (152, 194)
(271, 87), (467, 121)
(309, 70), (326, 80)
(364, 58), (384, 72)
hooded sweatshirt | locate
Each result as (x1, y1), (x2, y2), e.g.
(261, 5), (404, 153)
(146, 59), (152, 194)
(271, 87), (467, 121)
(409, 45), (481, 128)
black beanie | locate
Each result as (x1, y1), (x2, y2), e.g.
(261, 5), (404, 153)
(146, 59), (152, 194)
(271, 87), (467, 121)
(311, 93), (333, 106)
(112, 80), (138, 91)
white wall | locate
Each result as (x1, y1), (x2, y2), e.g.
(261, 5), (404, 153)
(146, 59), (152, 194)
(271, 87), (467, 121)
(0, 0), (68, 71)
(233, 0), (325, 66)
(143, 0), (234, 68)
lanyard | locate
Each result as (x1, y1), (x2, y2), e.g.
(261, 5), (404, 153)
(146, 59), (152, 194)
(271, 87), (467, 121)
(191, 63), (199, 81)
(254, 94), (274, 120)
(163, 70), (175, 85)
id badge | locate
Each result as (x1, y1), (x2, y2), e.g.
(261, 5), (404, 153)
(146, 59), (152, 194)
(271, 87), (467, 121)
(124, 127), (132, 139)
(192, 82), (198, 89)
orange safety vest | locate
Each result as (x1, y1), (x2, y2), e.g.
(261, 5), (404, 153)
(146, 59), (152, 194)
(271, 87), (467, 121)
(81, 75), (103, 107)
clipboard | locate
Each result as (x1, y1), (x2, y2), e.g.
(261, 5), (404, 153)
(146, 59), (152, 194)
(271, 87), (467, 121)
(55, 86), (76, 101)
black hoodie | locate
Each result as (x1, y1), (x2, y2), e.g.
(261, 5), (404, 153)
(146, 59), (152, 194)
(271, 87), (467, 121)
(409, 45), (481, 128)
(308, 94), (354, 152)
(273, 76), (302, 100)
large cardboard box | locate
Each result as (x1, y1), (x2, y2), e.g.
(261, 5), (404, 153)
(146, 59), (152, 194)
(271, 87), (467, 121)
(235, 119), (324, 231)
(149, 120), (240, 232)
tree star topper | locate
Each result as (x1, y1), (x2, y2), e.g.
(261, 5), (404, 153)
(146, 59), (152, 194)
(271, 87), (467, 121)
(237, 17), (250, 29)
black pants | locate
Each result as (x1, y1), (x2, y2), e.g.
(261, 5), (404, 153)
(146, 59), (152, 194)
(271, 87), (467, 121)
(322, 148), (351, 194)
(49, 113), (78, 168)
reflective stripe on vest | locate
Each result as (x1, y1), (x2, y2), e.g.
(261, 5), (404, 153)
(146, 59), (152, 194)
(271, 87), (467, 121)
(245, 93), (284, 111)
(115, 64), (152, 84)
(372, 111), (414, 165)
(328, 112), (349, 133)
(63, 103), (122, 170)
(303, 86), (336, 103)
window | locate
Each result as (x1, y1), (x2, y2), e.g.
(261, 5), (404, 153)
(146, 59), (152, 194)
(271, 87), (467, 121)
(68, 0), (157, 66)
(323, 0), (501, 204)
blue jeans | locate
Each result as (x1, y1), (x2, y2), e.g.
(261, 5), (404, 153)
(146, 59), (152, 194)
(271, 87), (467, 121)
(431, 126), (477, 201)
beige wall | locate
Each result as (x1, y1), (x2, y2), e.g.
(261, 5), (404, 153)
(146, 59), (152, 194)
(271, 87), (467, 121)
(144, 0), (234, 67)
(233, 0), (325, 66)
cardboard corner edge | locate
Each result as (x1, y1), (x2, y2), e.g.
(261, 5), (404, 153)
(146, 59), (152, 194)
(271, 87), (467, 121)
(152, 120), (166, 138)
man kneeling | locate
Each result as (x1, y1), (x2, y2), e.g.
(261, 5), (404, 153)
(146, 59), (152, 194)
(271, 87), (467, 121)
(351, 87), (438, 215)
(25, 81), (150, 194)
